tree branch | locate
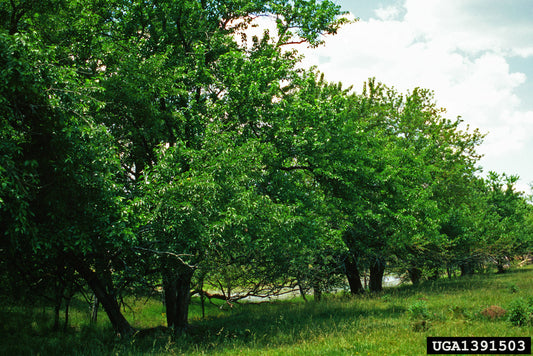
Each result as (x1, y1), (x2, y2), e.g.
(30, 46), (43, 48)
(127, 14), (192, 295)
(133, 247), (196, 270)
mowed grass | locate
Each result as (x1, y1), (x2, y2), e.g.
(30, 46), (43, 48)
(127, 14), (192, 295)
(1, 266), (532, 355)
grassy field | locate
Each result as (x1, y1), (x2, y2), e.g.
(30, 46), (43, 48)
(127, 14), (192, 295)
(1, 266), (532, 355)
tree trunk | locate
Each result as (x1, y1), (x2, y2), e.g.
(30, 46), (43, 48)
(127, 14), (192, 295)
(460, 260), (474, 276)
(313, 281), (322, 302)
(199, 277), (206, 319)
(63, 295), (71, 331)
(496, 256), (509, 274)
(496, 263), (505, 274)
(345, 254), (364, 294)
(163, 273), (177, 328)
(369, 258), (385, 292)
(52, 261), (65, 331)
(163, 268), (193, 331)
(408, 267), (422, 286)
(69, 256), (135, 337)
(53, 296), (62, 331)
(297, 280), (308, 302)
(63, 268), (76, 331)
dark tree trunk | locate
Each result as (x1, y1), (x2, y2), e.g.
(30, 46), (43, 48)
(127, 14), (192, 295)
(496, 256), (509, 274)
(69, 256), (135, 337)
(297, 280), (308, 302)
(198, 276), (206, 319)
(369, 258), (385, 292)
(63, 268), (76, 331)
(163, 268), (193, 331)
(163, 273), (177, 327)
(460, 261), (474, 276)
(313, 281), (322, 302)
(53, 296), (62, 331)
(63, 295), (71, 331)
(345, 254), (364, 294)
(52, 262), (65, 331)
(496, 263), (506, 274)
(408, 267), (422, 286)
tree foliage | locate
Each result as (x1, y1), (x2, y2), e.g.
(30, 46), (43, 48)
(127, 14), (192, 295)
(1, 0), (531, 339)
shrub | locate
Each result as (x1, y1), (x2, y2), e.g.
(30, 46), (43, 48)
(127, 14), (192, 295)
(508, 298), (533, 326)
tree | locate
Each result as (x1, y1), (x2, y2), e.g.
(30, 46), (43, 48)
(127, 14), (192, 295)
(1, 0), (349, 334)
(481, 172), (532, 273)
(271, 74), (485, 292)
(0, 27), (137, 335)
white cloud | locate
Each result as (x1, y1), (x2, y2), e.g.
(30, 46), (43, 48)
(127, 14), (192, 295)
(375, 5), (403, 21)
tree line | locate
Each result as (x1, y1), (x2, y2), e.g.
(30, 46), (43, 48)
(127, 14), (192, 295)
(1, 0), (532, 337)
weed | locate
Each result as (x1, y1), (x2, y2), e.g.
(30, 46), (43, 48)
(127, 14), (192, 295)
(412, 320), (430, 332)
(508, 283), (520, 294)
(381, 294), (392, 303)
(448, 305), (471, 320)
(408, 300), (430, 320)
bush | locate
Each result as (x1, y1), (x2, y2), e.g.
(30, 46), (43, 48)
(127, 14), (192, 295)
(507, 298), (533, 326)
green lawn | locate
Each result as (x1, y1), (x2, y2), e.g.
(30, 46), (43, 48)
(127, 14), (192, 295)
(1, 266), (532, 355)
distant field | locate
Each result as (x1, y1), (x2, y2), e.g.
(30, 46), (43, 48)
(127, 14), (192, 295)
(1, 266), (532, 355)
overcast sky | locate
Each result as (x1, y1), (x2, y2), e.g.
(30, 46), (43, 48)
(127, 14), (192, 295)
(291, 0), (533, 193)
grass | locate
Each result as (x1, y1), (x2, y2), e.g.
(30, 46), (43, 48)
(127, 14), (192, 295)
(1, 266), (532, 355)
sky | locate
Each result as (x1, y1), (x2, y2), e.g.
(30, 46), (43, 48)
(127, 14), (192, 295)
(291, 0), (533, 193)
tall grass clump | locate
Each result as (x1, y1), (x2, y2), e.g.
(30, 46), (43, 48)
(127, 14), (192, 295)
(408, 300), (430, 320)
